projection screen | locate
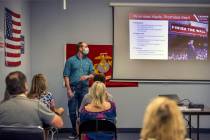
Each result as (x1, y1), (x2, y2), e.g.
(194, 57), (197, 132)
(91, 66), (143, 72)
(111, 3), (210, 82)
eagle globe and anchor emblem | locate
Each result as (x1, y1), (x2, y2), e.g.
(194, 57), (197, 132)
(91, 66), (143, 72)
(94, 53), (112, 79)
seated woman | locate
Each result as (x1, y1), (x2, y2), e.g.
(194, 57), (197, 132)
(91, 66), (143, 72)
(28, 74), (64, 140)
(79, 73), (113, 112)
(80, 81), (117, 140)
(141, 97), (189, 140)
(28, 74), (64, 115)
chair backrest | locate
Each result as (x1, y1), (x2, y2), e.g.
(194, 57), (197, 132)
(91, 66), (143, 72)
(79, 119), (117, 139)
(0, 125), (45, 140)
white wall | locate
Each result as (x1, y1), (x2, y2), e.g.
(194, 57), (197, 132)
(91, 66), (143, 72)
(0, 0), (31, 101)
(29, 0), (210, 129)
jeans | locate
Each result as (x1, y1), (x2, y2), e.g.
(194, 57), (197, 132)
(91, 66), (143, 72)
(68, 83), (88, 134)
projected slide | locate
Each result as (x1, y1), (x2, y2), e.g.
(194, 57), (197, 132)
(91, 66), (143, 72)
(129, 13), (208, 60)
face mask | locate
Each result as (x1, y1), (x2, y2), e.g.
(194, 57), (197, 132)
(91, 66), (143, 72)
(82, 47), (89, 55)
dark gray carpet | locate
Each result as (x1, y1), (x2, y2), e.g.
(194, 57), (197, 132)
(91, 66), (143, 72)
(52, 132), (210, 140)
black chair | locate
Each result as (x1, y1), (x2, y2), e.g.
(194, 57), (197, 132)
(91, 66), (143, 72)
(0, 125), (45, 140)
(79, 119), (117, 140)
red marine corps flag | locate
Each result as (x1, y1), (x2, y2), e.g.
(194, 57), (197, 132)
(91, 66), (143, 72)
(4, 8), (23, 67)
(65, 44), (138, 87)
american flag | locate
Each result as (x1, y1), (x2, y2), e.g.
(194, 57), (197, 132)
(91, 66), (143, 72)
(0, 32), (4, 48)
(4, 8), (23, 67)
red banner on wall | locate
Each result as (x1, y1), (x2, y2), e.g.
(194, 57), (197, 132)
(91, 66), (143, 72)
(65, 44), (138, 87)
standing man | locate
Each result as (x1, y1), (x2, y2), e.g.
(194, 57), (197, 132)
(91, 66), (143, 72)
(63, 42), (94, 139)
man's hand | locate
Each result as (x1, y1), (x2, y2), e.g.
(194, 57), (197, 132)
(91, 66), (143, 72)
(80, 75), (89, 81)
(67, 88), (74, 98)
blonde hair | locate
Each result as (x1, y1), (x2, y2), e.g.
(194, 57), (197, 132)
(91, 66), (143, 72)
(28, 74), (48, 99)
(141, 97), (186, 140)
(89, 81), (107, 108)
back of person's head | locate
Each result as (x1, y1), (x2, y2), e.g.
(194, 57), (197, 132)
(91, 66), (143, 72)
(93, 73), (106, 83)
(28, 73), (48, 99)
(89, 81), (107, 108)
(6, 71), (27, 96)
(141, 97), (186, 140)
